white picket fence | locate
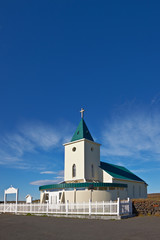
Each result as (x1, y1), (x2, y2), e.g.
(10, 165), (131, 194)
(0, 198), (132, 216)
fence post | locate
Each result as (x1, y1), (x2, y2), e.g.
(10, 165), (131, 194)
(128, 197), (132, 214)
(110, 200), (112, 214)
(89, 200), (91, 216)
(4, 192), (6, 213)
(66, 200), (68, 215)
(15, 202), (17, 214)
(127, 197), (129, 214)
(117, 197), (120, 216)
(96, 201), (97, 214)
(47, 201), (49, 215)
(103, 201), (104, 215)
(4, 202), (5, 213)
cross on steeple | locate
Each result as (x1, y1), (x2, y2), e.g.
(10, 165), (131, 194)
(80, 108), (85, 119)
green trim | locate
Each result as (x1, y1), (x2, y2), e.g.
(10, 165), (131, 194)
(39, 182), (127, 191)
(71, 119), (94, 142)
(100, 161), (146, 183)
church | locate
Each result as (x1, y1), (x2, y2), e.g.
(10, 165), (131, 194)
(39, 109), (147, 204)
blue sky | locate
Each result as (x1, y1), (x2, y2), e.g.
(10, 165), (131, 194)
(0, 1), (160, 200)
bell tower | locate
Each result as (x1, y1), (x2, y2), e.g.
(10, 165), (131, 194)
(64, 109), (102, 183)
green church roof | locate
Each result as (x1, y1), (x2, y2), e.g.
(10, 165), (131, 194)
(100, 161), (146, 183)
(71, 118), (94, 142)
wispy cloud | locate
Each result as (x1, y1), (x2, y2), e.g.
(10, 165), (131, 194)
(30, 170), (64, 186)
(131, 167), (160, 173)
(101, 111), (160, 165)
(0, 121), (73, 170)
(30, 179), (61, 186)
(19, 123), (61, 151)
(40, 171), (56, 174)
(150, 93), (160, 106)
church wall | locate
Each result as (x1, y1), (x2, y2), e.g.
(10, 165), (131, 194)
(92, 189), (127, 201)
(92, 190), (112, 201)
(64, 140), (85, 182)
(64, 191), (74, 203)
(112, 179), (147, 199)
(76, 190), (91, 203)
(84, 140), (103, 182)
(103, 170), (113, 182)
(116, 188), (128, 200)
(76, 190), (112, 202)
(63, 189), (128, 203)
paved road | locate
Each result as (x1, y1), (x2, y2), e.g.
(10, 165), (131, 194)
(0, 214), (160, 240)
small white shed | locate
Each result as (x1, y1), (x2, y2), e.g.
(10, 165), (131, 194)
(25, 194), (32, 203)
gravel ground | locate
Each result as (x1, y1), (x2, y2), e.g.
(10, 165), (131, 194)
(0, 214), (160, 240)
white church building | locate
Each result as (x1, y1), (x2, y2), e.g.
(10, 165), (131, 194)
(39, 109), (147, 204)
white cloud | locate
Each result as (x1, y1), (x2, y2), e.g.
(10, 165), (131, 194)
(40, 171), (56, 174)
(101, 112), (160, 164)
(0, 121), (73, 169)
(30, 179), (62, 186)
(56, 170), (64, 176)
(19, 123), (61, 150)
(151, 93), (160, 106)
(30, 170), (64, 186)
(131, 167), (160, 174)
(2, 134), (35, 156)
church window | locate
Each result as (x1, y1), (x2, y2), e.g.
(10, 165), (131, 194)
(91, 164), (94, 177)
(72, 164), (76, 177)
(72, 147), (76, 152)
(77, 131), (79, 135)
(91, 147), (94, 151)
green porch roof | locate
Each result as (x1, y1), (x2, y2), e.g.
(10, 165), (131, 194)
(100, 161), (146, 183)
(71, 118), (94, 142)
(39, 182), (127, 191)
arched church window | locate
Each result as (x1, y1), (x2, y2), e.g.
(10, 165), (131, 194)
(91, 164), (94, 177)
(72, 164), (76, 178)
